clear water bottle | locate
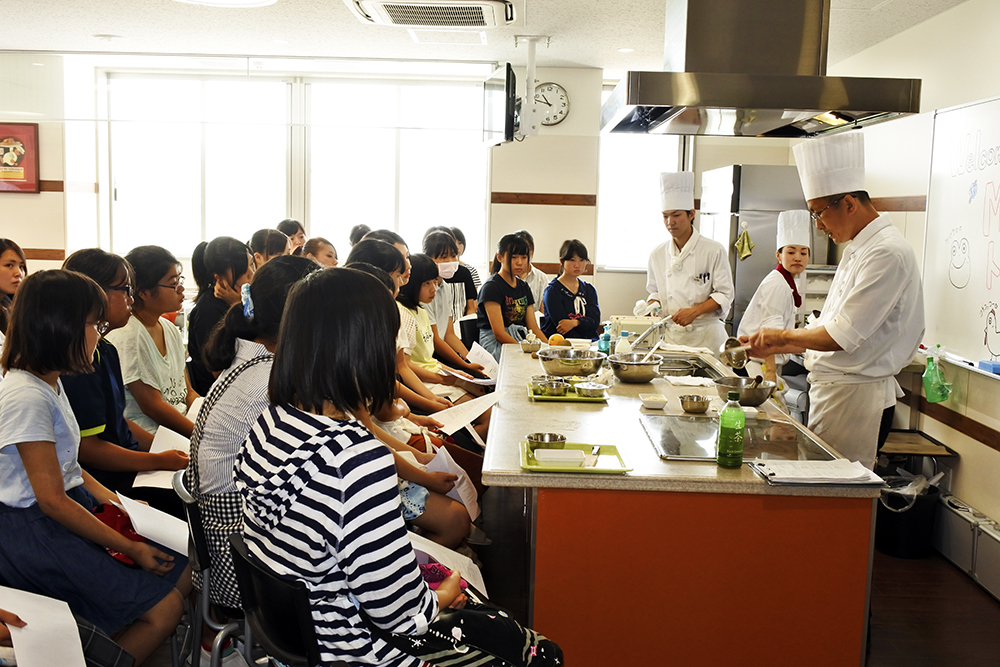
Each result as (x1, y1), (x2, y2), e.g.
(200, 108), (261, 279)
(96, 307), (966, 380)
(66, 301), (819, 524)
(615, 332), (632, 355)
(716, 391), (745, 468)
(598, 333), (612, 355)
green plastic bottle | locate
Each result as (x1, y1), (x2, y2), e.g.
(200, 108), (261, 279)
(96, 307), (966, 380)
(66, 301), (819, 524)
(716, 391), (745, 468)
(922, 346), (952, 403)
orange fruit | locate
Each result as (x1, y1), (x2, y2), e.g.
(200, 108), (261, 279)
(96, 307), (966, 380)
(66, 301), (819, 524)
(548, 334), (569, 346)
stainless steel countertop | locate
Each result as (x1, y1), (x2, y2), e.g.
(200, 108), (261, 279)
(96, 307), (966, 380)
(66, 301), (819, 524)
(481, 345), (881, 498)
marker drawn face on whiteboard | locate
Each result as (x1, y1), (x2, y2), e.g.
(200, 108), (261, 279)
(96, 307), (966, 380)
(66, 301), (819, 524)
(948, 238), (971, 289)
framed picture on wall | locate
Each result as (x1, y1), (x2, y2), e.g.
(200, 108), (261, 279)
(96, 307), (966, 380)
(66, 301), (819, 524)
(0, 123), (40, 193)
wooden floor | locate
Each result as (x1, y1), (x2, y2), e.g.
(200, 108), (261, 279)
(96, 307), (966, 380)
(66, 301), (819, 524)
(868, 549), (1000, 667)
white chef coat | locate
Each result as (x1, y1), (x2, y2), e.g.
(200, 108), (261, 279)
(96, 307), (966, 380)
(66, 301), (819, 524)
(524, 265), (549, 313)
(646, 227), (734, 351)
(804, 213), (924, 383)
(737, 269), (800, 368)
(803, 213), (924, 468)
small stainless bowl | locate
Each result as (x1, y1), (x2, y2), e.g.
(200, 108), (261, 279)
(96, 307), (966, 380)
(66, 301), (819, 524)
(537, 348), (608, 377)
(530, 374), (561, 393)
(526, 432), (568, 445)
(714, 377), (776, 407)
(534, 380), (570, 397)
(574, 382), (609, 398)
(679, 394), (711, 413)
(520, 339), (542, 353)
(608, 353), (664, 383)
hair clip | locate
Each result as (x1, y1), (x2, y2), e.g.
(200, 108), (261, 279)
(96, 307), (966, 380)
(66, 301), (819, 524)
(241, 283), (255, 321)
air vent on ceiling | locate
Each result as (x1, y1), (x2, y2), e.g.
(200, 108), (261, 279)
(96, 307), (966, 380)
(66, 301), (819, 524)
(343, 0), (515, 27)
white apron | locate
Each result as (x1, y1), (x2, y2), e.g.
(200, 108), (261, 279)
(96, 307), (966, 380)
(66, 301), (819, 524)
(659, 319), (728, 354)
(806, 377), (895, 470)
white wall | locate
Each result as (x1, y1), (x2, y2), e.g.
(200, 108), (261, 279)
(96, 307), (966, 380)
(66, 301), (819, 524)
(0, 54), (67, 272)
(831, 0), (1000, 520)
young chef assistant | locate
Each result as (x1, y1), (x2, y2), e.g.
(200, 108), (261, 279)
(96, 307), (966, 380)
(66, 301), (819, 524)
(737, 209), (811, 384)
(646, 172), (734, 352)
(744, 132), (924, 469)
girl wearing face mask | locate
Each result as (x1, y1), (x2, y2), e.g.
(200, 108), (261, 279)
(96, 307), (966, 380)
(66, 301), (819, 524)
(425, 226), (477, 317)
(0, 238), (27, 348)
(422, 232), (485, 378)
(540, 239), (602, 341)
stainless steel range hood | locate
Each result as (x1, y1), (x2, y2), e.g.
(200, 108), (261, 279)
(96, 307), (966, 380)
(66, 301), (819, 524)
(600, 0), (921, 137)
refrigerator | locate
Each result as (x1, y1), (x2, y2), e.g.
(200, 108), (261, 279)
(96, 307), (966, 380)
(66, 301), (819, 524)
(698, 164), (834, 336)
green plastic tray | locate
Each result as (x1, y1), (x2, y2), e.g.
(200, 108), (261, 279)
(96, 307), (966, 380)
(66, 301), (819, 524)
(520, 442), (632, 474)
(526, 382), (608, 403)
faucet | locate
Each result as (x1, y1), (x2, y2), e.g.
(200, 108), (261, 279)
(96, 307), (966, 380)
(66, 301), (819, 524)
(632, 316), (673, 350)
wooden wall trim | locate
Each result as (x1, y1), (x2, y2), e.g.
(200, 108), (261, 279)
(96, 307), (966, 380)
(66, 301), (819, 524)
(24, 248), (65, 261)
(872, 195), (926, 212)
(491, 192), (596, 206)
(900, 387), (1000, 452)
(39, 180), (64, 192)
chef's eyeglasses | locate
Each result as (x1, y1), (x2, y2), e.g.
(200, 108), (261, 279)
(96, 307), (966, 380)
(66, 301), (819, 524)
(809, 196), (845, 223)
(158, 276), (186, 292)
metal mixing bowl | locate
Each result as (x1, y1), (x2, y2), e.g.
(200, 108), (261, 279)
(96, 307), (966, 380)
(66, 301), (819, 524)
(608, 353), (664, 383)
(520, 339), (542, 353)
(714, 377), (776, 406)
(530, 374), (561, 393)
(536, 348), (607, 377)
(679, 394), (711, 413)
(525, 432), (568, 445)
(574, 382), (609, 398)
(659, 359), (696, 377)
(534, 380), (570, 397)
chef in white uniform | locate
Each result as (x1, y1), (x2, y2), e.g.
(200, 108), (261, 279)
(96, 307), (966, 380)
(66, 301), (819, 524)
(737, 209), (811, 383)
(646, 172), (734, 352)
(744, 132), (924, 469)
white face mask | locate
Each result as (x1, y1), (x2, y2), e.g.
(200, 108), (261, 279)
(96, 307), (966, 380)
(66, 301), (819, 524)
(437, 261), (459, 280)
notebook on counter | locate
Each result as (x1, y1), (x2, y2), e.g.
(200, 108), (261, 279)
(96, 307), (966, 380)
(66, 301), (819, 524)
(749, 459), (885, 486)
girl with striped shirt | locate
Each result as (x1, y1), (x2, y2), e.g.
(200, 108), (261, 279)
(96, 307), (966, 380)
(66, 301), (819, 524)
(235, 267), (467, 666)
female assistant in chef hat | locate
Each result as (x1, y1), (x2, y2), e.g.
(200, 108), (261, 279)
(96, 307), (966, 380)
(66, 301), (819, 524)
(736, 210), (811, 388)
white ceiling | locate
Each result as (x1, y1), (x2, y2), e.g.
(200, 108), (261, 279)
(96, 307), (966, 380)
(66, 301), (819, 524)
(0, 0), (968, 72)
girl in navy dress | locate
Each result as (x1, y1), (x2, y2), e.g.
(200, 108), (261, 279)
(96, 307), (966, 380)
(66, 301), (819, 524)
(540, 239), (602, 341)
(0, 270), (191, 665)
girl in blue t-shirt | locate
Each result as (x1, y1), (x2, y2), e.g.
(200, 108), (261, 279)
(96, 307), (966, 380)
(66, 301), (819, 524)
(476, 233), (548, 360)
(0, 270), (191, 665)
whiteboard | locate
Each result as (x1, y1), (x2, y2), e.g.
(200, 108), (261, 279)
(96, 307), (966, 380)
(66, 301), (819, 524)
(924, 95), (1000, 362)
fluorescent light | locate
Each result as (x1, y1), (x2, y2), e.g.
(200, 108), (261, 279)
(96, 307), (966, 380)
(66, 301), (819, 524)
(172, 0), (277, 7)
(617, 48), (634, 53)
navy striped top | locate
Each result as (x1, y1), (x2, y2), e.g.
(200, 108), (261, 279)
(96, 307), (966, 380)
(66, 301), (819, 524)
(236, 404), (438, 666)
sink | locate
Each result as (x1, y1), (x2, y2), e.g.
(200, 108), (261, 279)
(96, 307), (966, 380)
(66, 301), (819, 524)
(656, 353), (724, 380)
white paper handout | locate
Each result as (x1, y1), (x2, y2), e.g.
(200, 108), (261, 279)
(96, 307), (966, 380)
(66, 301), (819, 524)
(433, 390), (503, 435)
(749, 459), (884, 485)
(440, 366), (495, 386)
(132, 426), (190, 490)
(0, 586), (86, 667)
(467, 342), (500, 380)
(118, 493), (190, 556)
(426, 447), (480, 521)
(409, 532), (487, 598)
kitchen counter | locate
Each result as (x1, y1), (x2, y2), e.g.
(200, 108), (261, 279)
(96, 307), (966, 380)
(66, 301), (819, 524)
(482, 345), (880, 499)
(481, 344), (876, 667)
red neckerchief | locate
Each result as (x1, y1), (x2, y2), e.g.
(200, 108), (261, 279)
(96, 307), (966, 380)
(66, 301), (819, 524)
(775, 263), (802, 308)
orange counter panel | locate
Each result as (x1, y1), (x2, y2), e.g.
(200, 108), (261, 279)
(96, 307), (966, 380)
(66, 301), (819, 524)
(534, 488), (873, 667)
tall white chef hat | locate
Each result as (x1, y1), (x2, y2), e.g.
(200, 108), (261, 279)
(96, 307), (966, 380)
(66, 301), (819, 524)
(660, 171), (695, 212)
(777, 210), (812, 249)
(792, 131), (866, 201)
